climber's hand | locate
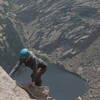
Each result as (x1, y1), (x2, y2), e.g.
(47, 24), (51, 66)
(26, 82), (35, 87)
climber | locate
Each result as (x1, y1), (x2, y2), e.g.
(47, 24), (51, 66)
(9, 48), (47, 86)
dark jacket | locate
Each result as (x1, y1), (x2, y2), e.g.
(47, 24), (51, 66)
(9, 53), (46, 76)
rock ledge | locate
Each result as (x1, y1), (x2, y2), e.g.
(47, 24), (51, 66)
(0, 66), (54, 100)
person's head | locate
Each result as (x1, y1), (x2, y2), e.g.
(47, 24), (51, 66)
(19, 48), (30, 62)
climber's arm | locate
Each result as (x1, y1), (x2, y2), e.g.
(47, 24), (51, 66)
(9, 61), (22, 76)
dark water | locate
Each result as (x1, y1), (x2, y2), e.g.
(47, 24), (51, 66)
(12, 64), (88, 100)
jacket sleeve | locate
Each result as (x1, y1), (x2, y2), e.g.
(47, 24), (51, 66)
(9, 61), (22, 76)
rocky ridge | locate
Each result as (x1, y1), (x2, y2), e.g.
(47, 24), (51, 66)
(0, 3), (23, 72)
(0, 66), (54, 100)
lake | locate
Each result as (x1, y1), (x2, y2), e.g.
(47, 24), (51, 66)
(12, 63), (88, 100)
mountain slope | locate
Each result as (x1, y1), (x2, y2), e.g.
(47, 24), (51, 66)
(0, 3), (24, 72)
(11, 0), (100, 60)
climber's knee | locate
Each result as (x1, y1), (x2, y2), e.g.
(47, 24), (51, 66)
(35, 79), (42, 86)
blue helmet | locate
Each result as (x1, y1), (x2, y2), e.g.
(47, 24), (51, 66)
(19, 48), (30, 60)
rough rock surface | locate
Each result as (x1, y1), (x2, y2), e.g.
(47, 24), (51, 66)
(0, 11), (23, 72)
(0, 66), (54, 100)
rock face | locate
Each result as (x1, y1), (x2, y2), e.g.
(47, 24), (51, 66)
(0, 66), (54, 100)
(0, 8), (24, 72)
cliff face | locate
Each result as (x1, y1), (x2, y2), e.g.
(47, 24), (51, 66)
(0, 1), (24, 72)
(0, 66), (33, 100)
(0, 66), (54, 100)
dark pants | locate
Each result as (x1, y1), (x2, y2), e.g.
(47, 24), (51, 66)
(31, 62), (47, 86)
